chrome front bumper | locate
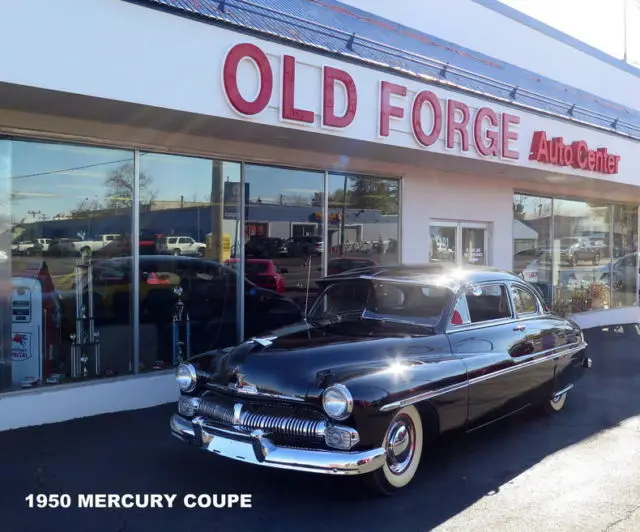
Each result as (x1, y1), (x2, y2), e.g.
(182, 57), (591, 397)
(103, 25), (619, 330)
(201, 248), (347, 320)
(170, 413), (386, 476)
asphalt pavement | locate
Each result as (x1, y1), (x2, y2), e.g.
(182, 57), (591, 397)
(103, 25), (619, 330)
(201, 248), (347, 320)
(1, 325), (639, 532)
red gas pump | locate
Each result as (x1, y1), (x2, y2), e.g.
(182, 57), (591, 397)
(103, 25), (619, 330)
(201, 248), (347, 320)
(11, 261), (62, 387)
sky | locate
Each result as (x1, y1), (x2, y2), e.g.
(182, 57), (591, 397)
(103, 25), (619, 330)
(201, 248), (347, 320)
(500, 0), (640, 65)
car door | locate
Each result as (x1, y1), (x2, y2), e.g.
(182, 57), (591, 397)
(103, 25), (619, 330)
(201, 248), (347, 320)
(508, 282), (558, 403)
(447, 283), (540, 430)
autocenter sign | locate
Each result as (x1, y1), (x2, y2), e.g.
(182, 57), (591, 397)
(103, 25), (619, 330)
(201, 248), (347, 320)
(221, 42), (521, 161)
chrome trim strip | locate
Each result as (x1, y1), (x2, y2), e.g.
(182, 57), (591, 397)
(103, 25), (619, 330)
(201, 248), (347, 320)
(170, 414), (385, 476)
(466, 403), (531, 433)
(380, 341), (587, 412)
(205, 382), (305, 402)
(232, 402), (243, 426)
(552, 383), (574, 400)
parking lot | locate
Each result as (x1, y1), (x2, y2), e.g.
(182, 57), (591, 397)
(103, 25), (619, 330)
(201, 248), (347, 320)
(1, 325), (639, 532)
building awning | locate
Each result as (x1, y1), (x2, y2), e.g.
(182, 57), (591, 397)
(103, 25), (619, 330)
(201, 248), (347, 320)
(126, 0), (640, 139)
(513, 219), (538, 240)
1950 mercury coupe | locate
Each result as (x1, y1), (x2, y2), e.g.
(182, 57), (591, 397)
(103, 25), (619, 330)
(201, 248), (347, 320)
(170, 266), (591, 495)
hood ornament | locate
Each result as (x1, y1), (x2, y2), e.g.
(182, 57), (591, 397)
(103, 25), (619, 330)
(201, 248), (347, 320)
(250, 336), (277, 348)
(228, 366), (258, 395)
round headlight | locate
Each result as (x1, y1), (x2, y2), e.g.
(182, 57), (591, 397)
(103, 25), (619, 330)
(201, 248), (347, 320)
(176, 363), (197, 393)
(322, 384), (353, 421)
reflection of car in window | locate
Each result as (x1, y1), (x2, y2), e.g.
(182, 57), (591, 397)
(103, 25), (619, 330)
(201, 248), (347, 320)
(327, 257), (378, 276)
(600, 252), (639, 292)
(559, 237), (601, 266)
(224, 259), (286, 293)
(170, 265), (591, 495)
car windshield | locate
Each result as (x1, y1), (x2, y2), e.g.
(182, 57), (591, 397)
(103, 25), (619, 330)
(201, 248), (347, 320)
(308, 279), (451, 327)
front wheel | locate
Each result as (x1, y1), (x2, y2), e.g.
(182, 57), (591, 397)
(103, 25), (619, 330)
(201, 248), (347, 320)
(366, 405), (423, 496)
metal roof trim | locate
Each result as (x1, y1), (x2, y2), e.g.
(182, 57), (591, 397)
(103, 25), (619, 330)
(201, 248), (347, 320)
(123, 0), (640, 141)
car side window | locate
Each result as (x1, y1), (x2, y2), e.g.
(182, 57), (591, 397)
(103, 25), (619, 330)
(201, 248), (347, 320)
(465, 284), (512, 323)
(450, 295), (471, 326)
(512, 287), (538, 315)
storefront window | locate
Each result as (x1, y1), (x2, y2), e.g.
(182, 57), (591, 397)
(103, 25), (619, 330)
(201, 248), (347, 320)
(7, 140), (134, 388)
(0, 142), (405, 386)
(137, 153), (246, 368)
(243, 164), (325, 315)
(551, 199), (612, 315)
(327, 173), (400, 271)
(608, 205), (638, 308)
(512, 194), (552, 305)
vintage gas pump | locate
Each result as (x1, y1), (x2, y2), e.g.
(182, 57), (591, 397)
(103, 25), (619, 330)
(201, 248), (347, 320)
(11, 261), (63, 387)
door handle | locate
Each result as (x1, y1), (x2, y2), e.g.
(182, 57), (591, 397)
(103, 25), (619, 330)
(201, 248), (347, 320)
(513, 324), (526, 331)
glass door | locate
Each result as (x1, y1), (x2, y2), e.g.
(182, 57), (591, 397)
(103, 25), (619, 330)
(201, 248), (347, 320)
(429, 222), (457, 264)
(429, 221), (490, 267)
(462, 224), (488, 266)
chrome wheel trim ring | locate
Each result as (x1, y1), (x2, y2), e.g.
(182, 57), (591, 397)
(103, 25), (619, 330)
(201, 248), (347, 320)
(385, 414), (416, 475)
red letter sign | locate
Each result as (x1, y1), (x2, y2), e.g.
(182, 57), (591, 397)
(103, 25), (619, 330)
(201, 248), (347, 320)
(322, 66), (357, 128)
(473, 107), (499, 156)
(501, 113), (520, 159)
(282, 55), (314, 123)
(529, 131), (549, 162)
(446, 100), (470, 151)
(223, 43), (273, 116)
(379, 81), (407, 137)
(412, 90), (442, 147)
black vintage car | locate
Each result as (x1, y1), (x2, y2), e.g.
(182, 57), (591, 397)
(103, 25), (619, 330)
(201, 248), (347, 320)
(170, 266), (591, 495)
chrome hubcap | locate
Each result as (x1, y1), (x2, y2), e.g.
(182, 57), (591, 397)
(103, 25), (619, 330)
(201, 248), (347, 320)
(385, 414), (416, 475)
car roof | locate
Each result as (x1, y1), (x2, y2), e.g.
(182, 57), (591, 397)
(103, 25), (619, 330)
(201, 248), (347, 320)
(226, 258), (272, 264)
(317, 264), (523, 292)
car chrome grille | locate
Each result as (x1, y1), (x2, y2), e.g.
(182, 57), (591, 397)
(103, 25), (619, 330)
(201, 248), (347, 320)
(196, 396), (327, 441)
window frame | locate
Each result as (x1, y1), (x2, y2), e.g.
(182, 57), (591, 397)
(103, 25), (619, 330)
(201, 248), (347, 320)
(510, 283), (541, 317)
(447, 282), (514, 331)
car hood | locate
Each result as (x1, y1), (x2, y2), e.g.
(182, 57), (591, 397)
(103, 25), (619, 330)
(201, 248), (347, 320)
(202, 319), (443, 401)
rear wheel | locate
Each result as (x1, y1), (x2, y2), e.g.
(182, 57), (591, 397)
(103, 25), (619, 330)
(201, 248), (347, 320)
(366, 405), (423, 496)
(173, 248), (181, 256)
(544, 391), (568, 415)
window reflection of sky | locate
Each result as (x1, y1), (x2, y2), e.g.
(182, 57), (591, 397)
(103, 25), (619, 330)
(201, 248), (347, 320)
(9, 141), (375, 220)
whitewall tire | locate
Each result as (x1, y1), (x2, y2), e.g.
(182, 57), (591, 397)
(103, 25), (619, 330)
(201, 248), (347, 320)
(367, 405), (424, 495)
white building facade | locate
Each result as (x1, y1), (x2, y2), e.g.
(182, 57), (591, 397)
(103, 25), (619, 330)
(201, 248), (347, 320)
(1, 0), (639, 430)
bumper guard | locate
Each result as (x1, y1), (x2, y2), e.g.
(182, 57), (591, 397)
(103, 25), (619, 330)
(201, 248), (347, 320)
(170, 413), (386, 476)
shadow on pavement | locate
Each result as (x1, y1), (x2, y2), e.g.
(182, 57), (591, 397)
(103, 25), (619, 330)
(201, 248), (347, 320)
(1, 324), (639, 532)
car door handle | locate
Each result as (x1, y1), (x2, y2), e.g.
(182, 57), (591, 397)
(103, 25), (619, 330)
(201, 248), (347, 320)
(513, 324), (527, 331)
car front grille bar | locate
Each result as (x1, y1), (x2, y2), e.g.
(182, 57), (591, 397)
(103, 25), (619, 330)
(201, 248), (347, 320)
(196, 397), (327, 441)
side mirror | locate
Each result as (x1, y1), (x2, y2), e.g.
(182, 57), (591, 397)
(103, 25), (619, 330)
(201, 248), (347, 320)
(279, 267), (289, 274)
